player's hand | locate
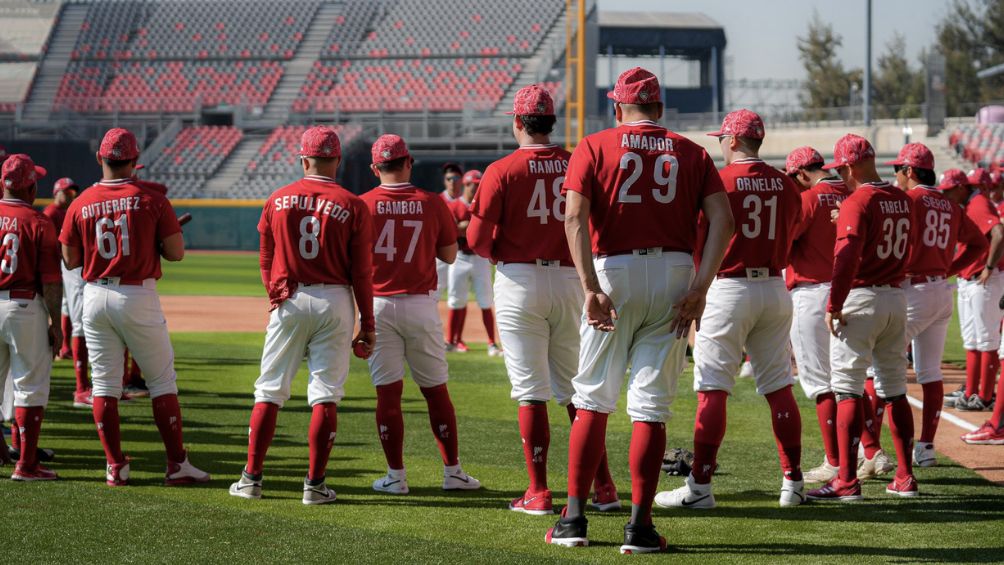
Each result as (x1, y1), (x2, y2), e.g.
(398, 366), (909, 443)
(584, 291), (617, 332)
(977, 267), (993, 286)
(670, 288), (706, 339)
(352, 330), (376, 357)
(48, 322), (62, 357)
(826, 311), (846, 337)
(830, 201), (841, 225)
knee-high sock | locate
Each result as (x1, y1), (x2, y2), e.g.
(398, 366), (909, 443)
(481, 309), (497, 344)
(376, 381), (405, 470)
(566, 404), (615, 491)
(92, 396), (124, 464)
(919, 381), (944, 443)
(965, 349), (980, 398)
(72, 336), (89, 393)
(836, 398), (862, 482)
(308, 402), (338, 481)
(152, 394), (186, 462)
(692, 390), (728, 484)
(448, 308), (467, 344)
(60, 315), (72, 354)
(14, 406), (43, 468)
(246, 402), (279, 476)
(519, 403), (550, 492)
(860, 380), (882, 458)
(421, 384), (459, 466)
(885, 396), (915, 480)
(10, 419), (20, 451)
(565, 409), (608, 518)
(868, 378), (887, 432)
(766, 386), (802, 481)
(990, 370), (1004, 429)
(815, 392), (839, 467)
(629, 421), (665, 526)
(980, 351), (998, 404)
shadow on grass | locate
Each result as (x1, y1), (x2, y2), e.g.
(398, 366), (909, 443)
(673, 543), (1004, 562)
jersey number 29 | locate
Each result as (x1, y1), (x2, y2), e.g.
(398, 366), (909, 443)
(616, 153), (678, 204)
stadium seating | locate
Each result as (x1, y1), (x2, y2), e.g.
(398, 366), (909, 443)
(144, 126), (243, 198)
(949, 123), (1004, 170)
(319, 0), (376, 58)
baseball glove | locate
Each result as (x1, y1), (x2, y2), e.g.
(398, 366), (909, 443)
(662, 447), (694, 476)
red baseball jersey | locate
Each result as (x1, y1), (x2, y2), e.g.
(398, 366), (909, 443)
(360, 183), (456, 296)
(995, 200), (1004, 270)
(787, 178), (850, 288)
(0, 199), (61, 291)
(447, 197), (473, 253)
(828, 182), (912, 312)
(468, 144), (573, 264)
(713, 158), (802, 277)
(955, 192), (1000, 280)
(905, 186), (979, 278)
(42, 204), (68, 233)
(59, 178), (181, 282)
(562, 120), (725, 255)
(258, 175), (375, 327)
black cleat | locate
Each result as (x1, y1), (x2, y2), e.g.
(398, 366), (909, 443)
(620, 522), (668, 554)
(545, 512), (588, 547)
(8, 447), (55, 462)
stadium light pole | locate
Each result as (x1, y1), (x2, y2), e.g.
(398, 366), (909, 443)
(863, 0), (872, 126)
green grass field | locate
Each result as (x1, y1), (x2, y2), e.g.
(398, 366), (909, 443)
(3, 253), (1002, 563)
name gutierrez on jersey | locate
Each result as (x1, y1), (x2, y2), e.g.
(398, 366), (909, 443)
(80, 197), (142, 219)
(620, 134), (675, 152)
(736, 177), (786, 192)
(274, 195), (351, 223)
(376, 201), (424, 215)
(527, 159), (568, 175)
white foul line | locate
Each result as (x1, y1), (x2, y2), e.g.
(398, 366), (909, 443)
(906, 394), (978, 433)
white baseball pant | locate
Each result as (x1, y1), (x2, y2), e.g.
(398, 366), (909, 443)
(494, 261), (581, 405)
(254, 284), (353, 407)
(694, 277), (795, 396)
(447, 252), (493, 309)
(0, 294), (52, 407)
(904, 279), (953, 384)
(83, 280), (178, 400)
(0, 374), (10, 421)
(789, 283), (832, 399)
(368, 294), (448, 388)
(436, 258), (449, 302)
(830, 286), (908, 399)
(571, 250), (693, 423)
(61, 264), (86, 337)
(957, 273), (1004, 352)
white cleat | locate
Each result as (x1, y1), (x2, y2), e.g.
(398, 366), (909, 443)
(779, 478), (806, 507)
(303, 479), (337, 505)
(229, 471), (262, 500)
(443, 466), (481, 490)
(738, 361), (754, 379)
(165, 454), (211, 486)
(803, 458), (839, 484)
(913, 441), (937, 468)
(372, 469), (409, 494)
(487, 343), (504, 357)
(857, 448), (894, 480)
(654, 473), (715, 509)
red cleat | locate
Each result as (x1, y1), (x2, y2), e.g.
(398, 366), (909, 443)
(12, 463), (58, 481)
(454, 341), (469, 353)
(106, 459), (130, 486)
(509, 489), (553, 515)
(73, 390), (93, 409)
(961, 421), (1004, 445)
(885, 475), (919, 497)
(806, 477), (863, 501)
(590, 483), (621, 511)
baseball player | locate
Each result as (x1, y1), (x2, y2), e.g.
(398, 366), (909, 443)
(0, 154), (62, 481)
(436, 164), (463, 301)
(445, 171), (501, 356)
(467, 85), (619, 516)
(360, 134), (481, 494)
(229, 126), (374, 505)
(43, 177), (90, 407)
(546, 67), (734, 554)
(60, 127), (209, 487)
(656, 110), (805, 509)
(806, 134), (917, 500)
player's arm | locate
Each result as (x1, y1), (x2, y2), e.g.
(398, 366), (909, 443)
(564, 190), (617, 331)
(949, 214), (989, 277)
(350, 204), (376, 353)
(39, 223), (63, 354)
(160, 232), (184, 262)
(467, 167), (503, 260)
(59, 208), (83, 269)
(977, 223), (1004, 285)
(61, 243), (82, 270)
(259, 230), (275, 288)
(157, 199), (185, 262)
(437, 243), (458, 264)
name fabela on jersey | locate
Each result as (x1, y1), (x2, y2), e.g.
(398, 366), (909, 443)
(735, 177), (785, 192)
(80, 196), (142, 219)
(527, 159), (568, 175)
(273, 194), (351, 223)
(376, 200), (424, 215)
(878, 199), (910, 214)
(620, 134), (675, 152)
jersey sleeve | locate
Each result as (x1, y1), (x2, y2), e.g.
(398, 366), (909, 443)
(257, 201), (272, 235)
(698, 149), (726, 200)
(793, 188), (818, 240)
(435, 196), (459, 247)
(835, 195), (866, 240)
(58, 204), (80, 248)
(561, 139), (596, 200)
(37, 218), (62, 284)
(968, 199), (1000, 235)
(470, 164), (504, 224)
(156, 197), (183, 240)
(349, 200), (375, 332)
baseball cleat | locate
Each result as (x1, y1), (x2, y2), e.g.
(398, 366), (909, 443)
(961, 421), (1004, 445)
(589, 483), (621, 512)
(302, 477), (337, 505)
(509, 489), (553, 515)
(106, 459), (130, 486)
(779, 478), (806, 507)
(453, 342), (469, 353)
(913, 441), (937, 467)
(806, 478), (862, 501)
(73, 390), (93, 409)
(654, 474), (715, 509)
(738, 360), (754, 379)
(487, 343), (503, 357)
(11, 463), (58, 481)
(165, 454), (211, 486)
(619, 522), (668, 554)
(956, 395), (990, 412)
(56, 348), (72, 360)
(545, 509), (588, 548)
(803, 458), (839, 484)
(885, 475), (919, 497)
(443, 467), (481, 490)
(444, 342), (456, 353)
(124, 383), (150, 398)
(857, 449), (894, 480)
(372, 469), (409, 494)
(944, 385), (965, 399)
(229, 470), (262, 500)
(8, 446), (55, 463)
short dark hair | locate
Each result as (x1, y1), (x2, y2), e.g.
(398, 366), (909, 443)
(376, 156), (410, 173)
(518, 115), (557, 136)
(442, 162), (462, 176)
(103, 157), (135, 169)
(787, 162), (825, 178)
(914, 167), (936, 186)
(618, 102), (662, 117)
(736, 136), (763, 153)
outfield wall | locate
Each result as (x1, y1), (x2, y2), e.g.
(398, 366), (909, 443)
(170, 200), (262, 251)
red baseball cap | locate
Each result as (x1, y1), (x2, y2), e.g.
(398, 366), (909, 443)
(938, 168), (968, 191)
(507, 84), (555, 116)
(99, 128), (139, 160)
(607, 67), (661, 104)
(1, 154), (47, 192)
(371, 134), (409, 164)
(823, 134), (875, 170)
(885, 143), (934, 170)
(54, 177), (79, 193)
(462, 170), (482, 184)
(967, 167), (991, 187)
(299, 126), (341, 158)
(785, 146), (824, 174)
(707, 109), (765, 140)
(991, 169), (1003, 185)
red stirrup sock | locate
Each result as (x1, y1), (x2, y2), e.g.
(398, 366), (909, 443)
(376, 381), (405, 470)
(92, 396), (124, 464)
(481, 309), (496, 344)
(518, 403), (550, 492)
(245, 402), (279, 475)
(766, 386), (802, 481)
(815, 392), (839, 467)
(919, 381), (943, 443)
(836, 397), (862, 482)
(307, 402), (338, 481)
(692, 390), (728, 484)
(151, 394), (186, 463)
(886, 396), (915, 480)
(628, 421), (666, 526)
(421, 384), (459, 466)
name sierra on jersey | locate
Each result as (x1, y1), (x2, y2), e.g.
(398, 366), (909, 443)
(920, 194), (953, 212)
(735, 176), (785, 192)
(879, 199), (910, 214)
(620, 133), (675, 152)
(79, 196), (142, 219)
(527, 158), (568, 175)
(272, 194), (351, 223)
(376, 200), (424, 215)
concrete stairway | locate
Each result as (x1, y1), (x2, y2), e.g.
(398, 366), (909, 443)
(493, 5), (568, 117)
(22, 4), (89, 121)
(202, 137), (266, 196)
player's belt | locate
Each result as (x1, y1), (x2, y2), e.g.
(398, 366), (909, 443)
(299, 283), (348, 289)
(500, 259), (574, 268)
(718, 268), (780, 281)
(595, 246), (688, 258)
(908, 275), (945, 285)
(0, 289), (36, 300)
(91, 277), (153, 287)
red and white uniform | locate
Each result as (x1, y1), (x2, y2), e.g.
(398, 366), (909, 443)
(44, 203), (86, 339)
(446, 196), (493, 310)
(828, 182), (912, 399)
(562, 119), (725, 421)
(693, 158), (802, 395)
(59, 178), (183, 400)
(361, 183), (456, 387)
(255, 175), (374, 407)
(468, 143), (580, 404)
(955, 192), (1004, 352)
(787, 179), (851, 400)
